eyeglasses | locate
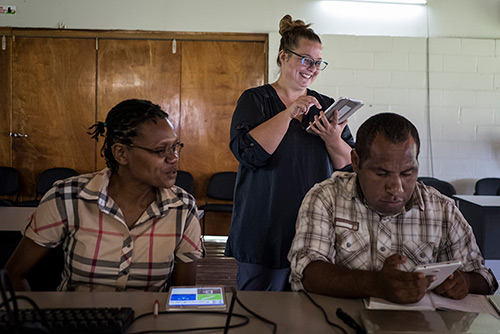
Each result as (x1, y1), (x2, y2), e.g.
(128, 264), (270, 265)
(128, 141), (184, 158)
(286, 49), (328, 71)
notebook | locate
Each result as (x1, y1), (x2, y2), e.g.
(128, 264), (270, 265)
(364, 292), (500, 319)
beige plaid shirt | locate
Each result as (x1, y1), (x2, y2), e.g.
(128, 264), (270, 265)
(24, 169), (203, 292)
(288, 172), (498, 294)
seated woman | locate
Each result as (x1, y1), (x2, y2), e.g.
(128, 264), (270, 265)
(5, 99), (203, 291)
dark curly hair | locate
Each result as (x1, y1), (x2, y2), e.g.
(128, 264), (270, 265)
(355, 113), (420, 168)
(88, 99), (169, 173)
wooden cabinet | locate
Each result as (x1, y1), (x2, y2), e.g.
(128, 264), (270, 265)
(1, 29), (268, 223)
(11, 37), (96, 198)
(96, 39), (181, 170)
(180, 40), (266, 199)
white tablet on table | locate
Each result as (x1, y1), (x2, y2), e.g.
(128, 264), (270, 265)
(165, 286), (227, 311)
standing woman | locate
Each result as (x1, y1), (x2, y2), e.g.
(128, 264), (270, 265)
(225, 15), (355, 291)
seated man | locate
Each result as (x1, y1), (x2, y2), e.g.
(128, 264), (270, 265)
(288, 112), (498, 304)
(5, 99), (203, 291)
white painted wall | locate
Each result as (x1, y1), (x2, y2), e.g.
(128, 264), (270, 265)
(1, 0), (499, 193)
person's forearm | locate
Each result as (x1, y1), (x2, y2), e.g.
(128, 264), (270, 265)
(248, 111), (291, 154)
(171, 261), (197, 286)
(302, 260), (380, 299)
(325, 138), (352, 170)
(3, 271), (31, 291)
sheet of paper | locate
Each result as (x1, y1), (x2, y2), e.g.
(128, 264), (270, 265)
(431, 293), (500, 319)
(364, 294), (435, 311)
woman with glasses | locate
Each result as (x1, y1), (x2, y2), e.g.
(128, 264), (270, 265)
(5, 99), (203, 291)
(226, 15), (355, 291)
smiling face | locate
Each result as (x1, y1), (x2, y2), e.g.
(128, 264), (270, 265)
(280, 37), (323, 89)
(125, 117), (179, 189)
(352, 133), (419, 215)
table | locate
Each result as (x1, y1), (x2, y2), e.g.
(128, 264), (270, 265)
(453, 195), (500, 259)
(0, 206), (36, 231)
(10, 291), (500, 333)
(0, 207), (35, 267)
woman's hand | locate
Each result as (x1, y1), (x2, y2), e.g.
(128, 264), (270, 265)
(309, 109), (353, 169)
(286, 96), (322, 119)
(309, 109), (347, 142)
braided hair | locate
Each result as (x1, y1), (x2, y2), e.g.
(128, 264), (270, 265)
(277, 14), (322, 67)
(88, 99), (169, 173)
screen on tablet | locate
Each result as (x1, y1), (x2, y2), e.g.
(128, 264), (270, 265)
(167, 287), (226, 309)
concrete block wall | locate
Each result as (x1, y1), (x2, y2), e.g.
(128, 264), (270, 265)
(271, 34), (500, 194)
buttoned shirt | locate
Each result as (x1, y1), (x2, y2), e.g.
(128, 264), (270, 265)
(24, 169), (203, 292)
(288, 172), (498, 294)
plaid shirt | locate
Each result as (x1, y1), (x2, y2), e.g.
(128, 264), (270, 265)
(24, 169), (203, 292)
(288, 172), (498, 294)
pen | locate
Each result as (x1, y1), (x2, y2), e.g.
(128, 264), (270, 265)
(153, 299), (159, 318)
(336, 308), (366, 334)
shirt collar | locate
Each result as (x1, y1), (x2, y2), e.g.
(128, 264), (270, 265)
(78, 168), (185, 220)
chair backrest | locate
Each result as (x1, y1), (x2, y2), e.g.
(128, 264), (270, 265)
(206, 172), (237, 201)
(36, 167), (78, 197)
(0, 166), (20, 205)
(0, 166), (20, 196)
(418, 177), (456, 198)
(474, 177), (500, 195)
(175, 170), (195, 195)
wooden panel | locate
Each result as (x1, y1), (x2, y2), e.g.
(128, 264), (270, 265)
(0, 35), (12, 167)
(12, 28), (267, 43)
(12, 37), (96, 199)
(96, 39), (181, 170)
(180, 40), (266, 201)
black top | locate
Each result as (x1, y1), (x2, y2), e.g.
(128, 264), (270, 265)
(225, 84), (355, 268)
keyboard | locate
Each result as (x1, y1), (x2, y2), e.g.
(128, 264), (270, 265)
(0, 307), (135, 334)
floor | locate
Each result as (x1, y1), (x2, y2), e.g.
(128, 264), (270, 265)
(196, 236), (237, 289)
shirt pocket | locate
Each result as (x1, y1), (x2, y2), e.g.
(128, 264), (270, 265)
(401, 240), (437, 268)
(335, 230), (369, 265)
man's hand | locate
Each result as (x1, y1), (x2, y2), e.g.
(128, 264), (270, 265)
(375, 254), (431, 304)
(433, 270), (469, 300)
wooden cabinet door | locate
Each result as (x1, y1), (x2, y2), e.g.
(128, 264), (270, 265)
(0, 33), (12, 167)
(12, 37), (96, 199)
(96, 39), (181, 170)
(180, 40), (266, 235)
(180, 40), (266, 199)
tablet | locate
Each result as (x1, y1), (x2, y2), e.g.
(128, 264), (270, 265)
(306, 97), (363, 134)
(412, 260), (462, 291)
(165, 286), (227, 311)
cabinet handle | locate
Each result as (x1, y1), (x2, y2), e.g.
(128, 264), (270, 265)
(10, 132), (28, 138)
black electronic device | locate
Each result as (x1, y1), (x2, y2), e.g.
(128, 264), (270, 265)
(0, 307), (134, 334)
